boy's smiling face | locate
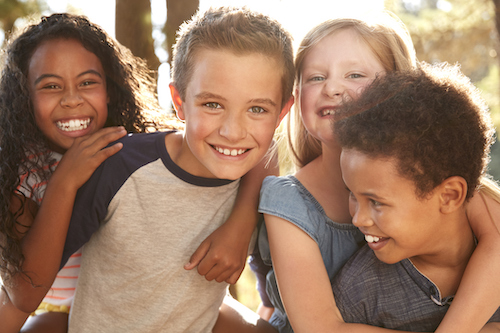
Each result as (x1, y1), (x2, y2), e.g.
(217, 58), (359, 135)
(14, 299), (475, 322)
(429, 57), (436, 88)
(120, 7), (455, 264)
(170, 48), (290, 180)
(340, 149), (445, 265)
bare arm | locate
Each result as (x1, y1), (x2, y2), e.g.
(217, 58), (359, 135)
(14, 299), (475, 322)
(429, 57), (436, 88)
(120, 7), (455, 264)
(435, 189), (500, 333)
(2, 127), (126, 312)
(186, 152), (279, 284)
(0, 287), (30, 333)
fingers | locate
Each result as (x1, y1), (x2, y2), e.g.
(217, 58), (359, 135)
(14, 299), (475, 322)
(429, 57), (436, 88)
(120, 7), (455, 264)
(185, 241), (211, 271)
(197, 254), (245, 283)
(73, 126), (126, 150)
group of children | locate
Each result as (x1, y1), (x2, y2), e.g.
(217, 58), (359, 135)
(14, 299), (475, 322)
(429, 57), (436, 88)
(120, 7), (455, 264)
(0, 5), (499, 333)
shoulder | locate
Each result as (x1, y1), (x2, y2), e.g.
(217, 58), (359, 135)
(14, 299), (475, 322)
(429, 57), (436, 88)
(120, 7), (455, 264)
(260, 175), (306, 203)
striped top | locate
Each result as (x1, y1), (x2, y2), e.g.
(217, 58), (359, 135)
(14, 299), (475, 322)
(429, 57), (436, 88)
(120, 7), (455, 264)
(17, 151), (81, 307)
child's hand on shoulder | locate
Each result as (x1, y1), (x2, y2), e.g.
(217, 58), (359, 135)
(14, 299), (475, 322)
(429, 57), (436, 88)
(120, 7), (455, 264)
(185, 221), (248, 284)
(54, 126), (127, 191)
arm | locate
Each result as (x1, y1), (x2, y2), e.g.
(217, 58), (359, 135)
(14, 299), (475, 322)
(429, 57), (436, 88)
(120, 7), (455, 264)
(186, 153), (279, 284)
(266, 214), (419, 333)
(2, 127), (126, 312)
(435, 189), (500, 333)
(479, 323), (500, 333)
(0, 287), (29, 333)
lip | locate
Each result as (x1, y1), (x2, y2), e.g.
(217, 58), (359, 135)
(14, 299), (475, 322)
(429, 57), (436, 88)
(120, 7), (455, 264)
(362, 233), (390, 251)
(55, 117), (93, 137)
(318, 105), (339, 118)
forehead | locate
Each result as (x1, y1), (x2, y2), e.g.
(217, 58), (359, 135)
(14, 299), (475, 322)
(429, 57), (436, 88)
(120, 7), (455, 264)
(341, 149), (414, 192)
(304, 28), (382, 68)
(28, 38), (104, 77)
(186, 48), (283, 106)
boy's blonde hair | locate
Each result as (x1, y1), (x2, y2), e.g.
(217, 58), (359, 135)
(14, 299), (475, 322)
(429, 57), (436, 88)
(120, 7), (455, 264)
(288, 12), (417, 169)
(171, 6), (294, 109)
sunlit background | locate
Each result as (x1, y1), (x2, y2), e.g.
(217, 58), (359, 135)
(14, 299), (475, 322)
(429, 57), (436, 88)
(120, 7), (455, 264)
(1, 0), (498, 311)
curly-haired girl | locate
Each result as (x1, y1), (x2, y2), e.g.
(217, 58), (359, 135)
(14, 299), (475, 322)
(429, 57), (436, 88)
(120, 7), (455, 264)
(0, 13), (165, 332)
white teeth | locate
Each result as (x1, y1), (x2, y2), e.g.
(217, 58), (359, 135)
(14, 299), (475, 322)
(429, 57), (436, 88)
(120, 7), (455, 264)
(322, 109), (336, 116)
(365, 235), (381, 243)
(215, 147), (246, 156)
(57, 119), (91, 132)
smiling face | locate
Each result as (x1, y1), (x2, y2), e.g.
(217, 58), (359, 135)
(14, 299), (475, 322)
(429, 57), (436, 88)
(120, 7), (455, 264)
(170, 48), (290, 180)
(28, 38), (108, 154)
(340, 149), (446, 265)
(298, 29), (385, 145)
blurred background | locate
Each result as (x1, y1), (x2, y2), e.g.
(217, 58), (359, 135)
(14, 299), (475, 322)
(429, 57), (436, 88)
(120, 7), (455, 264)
(1, 0), (499, 311)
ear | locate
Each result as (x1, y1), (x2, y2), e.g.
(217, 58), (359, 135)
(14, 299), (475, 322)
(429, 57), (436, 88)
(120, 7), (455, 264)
(169, 83), (185, 121)
(439, 176), (468, 214)
(276, 95), (294, 128)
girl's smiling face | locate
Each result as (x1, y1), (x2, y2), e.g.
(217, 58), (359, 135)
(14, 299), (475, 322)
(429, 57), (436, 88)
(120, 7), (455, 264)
(298, 28), (386, 145)
(28, 38), (109, 154)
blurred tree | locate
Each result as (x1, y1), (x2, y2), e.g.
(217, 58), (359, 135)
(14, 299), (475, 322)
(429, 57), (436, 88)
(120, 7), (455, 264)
(116, 0), (160, 71)
(164, 0), (199, 66)
(386, 0), (497, 82)
(0, 0), (42, 45)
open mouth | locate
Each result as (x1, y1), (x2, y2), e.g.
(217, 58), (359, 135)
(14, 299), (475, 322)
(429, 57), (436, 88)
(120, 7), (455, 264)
(213, 145), (249, 156)
(365, 235), (386, 243)
(56, 118), (91, 132)
(321, 109), (337, 116)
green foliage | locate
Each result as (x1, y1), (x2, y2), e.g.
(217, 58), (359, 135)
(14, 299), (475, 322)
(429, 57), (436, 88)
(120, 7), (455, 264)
(0, 0), (43, 36)
(386, 0), (500, 181)
(386, 0), (497, 82)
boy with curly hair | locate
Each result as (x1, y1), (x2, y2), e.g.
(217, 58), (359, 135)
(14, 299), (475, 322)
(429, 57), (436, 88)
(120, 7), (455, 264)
(333, 63), (500, 331)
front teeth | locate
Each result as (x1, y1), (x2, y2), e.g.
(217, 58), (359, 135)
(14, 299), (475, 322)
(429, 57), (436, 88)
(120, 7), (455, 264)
(365, 235), (381, 243)
(215, 147), (247, 156)
(322, 109), (336, 116)
(57, 119), (91, 132)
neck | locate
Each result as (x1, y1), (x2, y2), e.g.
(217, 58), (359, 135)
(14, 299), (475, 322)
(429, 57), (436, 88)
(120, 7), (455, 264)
(295, 142), (351, 224)
(411, 208), (475, 297)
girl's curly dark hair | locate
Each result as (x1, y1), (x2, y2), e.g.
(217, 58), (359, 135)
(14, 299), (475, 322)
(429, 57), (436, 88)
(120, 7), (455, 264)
(0, 13), (165, 283)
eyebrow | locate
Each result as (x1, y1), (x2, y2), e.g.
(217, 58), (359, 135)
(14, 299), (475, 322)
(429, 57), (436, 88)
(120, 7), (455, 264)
(194, 92), (278, 107)
(33, 69), (104, 86)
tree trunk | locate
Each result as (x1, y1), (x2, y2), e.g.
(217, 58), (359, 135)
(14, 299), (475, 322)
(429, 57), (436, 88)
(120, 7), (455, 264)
(115, 0), (160, 71)
(164, 0), (200, 65)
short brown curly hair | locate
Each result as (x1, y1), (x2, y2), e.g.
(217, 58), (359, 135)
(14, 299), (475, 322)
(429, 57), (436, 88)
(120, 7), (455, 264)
(335, 62), (495, 199)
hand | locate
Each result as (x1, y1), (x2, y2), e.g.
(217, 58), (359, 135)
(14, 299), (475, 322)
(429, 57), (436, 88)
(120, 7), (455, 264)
(54, 126), (126, 191)
(185, 221), (248, 284)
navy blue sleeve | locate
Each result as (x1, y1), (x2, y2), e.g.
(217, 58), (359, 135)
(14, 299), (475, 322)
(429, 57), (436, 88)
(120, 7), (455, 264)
(60, 132), (167, 269)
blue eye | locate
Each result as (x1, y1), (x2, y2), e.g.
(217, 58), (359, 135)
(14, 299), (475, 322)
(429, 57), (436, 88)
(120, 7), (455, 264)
(309, 76), (324, 82)
(204, 102), (221, 109)
(249, 106), (266, 114)
(348, 73), (363, 79)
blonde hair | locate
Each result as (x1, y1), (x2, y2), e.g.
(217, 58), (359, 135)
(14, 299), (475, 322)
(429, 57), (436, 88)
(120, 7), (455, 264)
(171, 6), (294, 109)
(287, 12), (417, 169)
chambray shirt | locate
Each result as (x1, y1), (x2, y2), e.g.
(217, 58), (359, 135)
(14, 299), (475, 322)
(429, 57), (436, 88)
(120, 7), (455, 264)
(332, 245), (500, 331)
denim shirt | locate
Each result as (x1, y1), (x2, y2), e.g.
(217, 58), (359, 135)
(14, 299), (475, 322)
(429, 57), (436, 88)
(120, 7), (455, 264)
(332, 245), (500, 330)
(258, 175), (365, 333)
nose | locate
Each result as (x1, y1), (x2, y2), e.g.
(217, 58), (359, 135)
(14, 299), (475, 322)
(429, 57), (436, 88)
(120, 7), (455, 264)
(219, 112), (247, 142)
(322, 78), (343, 99)
(351, 201), (374, 229)
(60, 87), (84, 108)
